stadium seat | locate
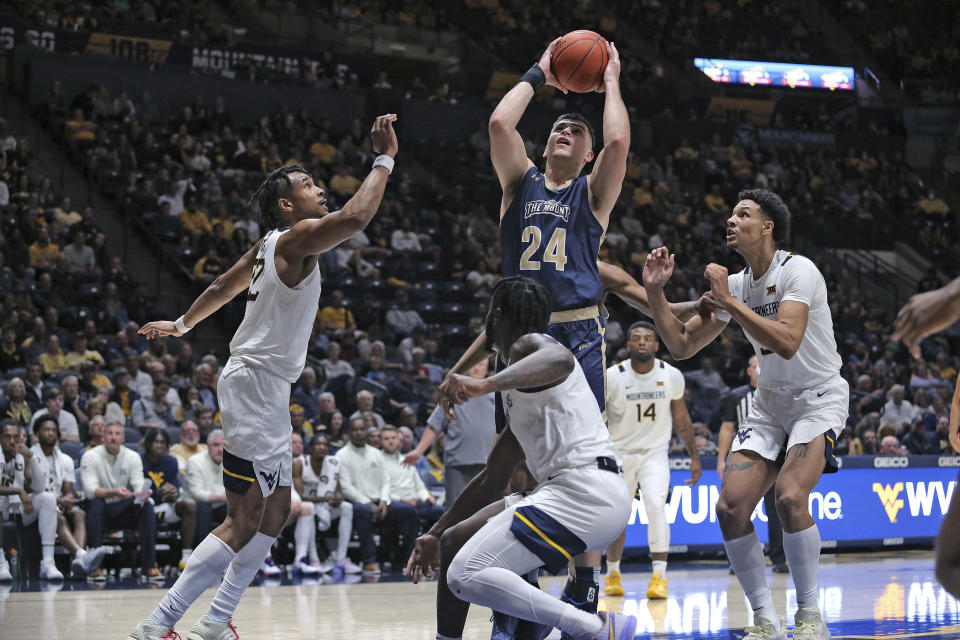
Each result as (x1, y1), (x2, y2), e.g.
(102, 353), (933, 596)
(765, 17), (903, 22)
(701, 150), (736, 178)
(166, 426), (180, 445)
(60, 439), (85, 466)
(124, 427), (141, 444)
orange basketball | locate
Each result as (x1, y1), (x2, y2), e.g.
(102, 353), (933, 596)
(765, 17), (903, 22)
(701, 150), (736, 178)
(550, 30), (609, 93)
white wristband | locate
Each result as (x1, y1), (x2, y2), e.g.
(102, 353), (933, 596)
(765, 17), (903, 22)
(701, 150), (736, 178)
(174, 315), (192, 334)
(372, 154), (395, 174)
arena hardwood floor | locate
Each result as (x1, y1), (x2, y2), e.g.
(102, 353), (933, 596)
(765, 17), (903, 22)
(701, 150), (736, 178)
(1, 552), (957, 639)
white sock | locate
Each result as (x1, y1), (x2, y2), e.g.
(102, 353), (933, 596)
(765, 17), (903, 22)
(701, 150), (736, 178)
(208, 532), (276, 621)
(607, 560), (620, 575)
(295, 514), (313, 561)
(75, 548), (87, 562)
(337, 503), (353, 560)
(725, 532), (780, 629)
(149, 534), (236, 627)
(652, 559), (667, 577)
(42, 544), (55, 563)
(181, 548), (192, 562)
(783, 524), (821, 610)
(558, 605), (603, 637)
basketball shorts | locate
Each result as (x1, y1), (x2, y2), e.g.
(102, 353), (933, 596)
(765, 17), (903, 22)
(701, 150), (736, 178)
(494, 313), (606, 433)
(506, 467), (630, 574)
(155, 501), (181, 524)
(218, 357), (293, 498)
(731, 378), (848, 473)
(622, 447), (670, 504)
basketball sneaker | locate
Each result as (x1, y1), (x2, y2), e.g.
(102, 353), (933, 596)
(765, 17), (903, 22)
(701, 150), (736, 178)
(336, 557), (362, 574)
(742, 615), (787, 640)
(646, 572), (668, 599)
(294, 557), (321, 575)
(39, 559), (64, 580)
(260, 555), (282, 577)
(560, 574), (598, 640)
(590, 611), (638, 640)
(186, 614), (239, 640)
(87, 568), (107, 582)
(604, 571), (624, 596)
(72, 546), (107, 576)
(128, 619), (182, 640)
(792, 609), (830, 640)
(0, 555), (11, 582)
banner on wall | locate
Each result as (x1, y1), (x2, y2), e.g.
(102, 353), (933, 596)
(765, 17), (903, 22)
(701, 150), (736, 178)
(695, 58), (856, 91)
(625, 456), (957, 552)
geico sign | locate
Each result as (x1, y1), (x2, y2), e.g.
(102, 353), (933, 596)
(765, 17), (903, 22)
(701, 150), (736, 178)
(874, 456), (909, 468)
(628, 484), (842, 525)
(669, 458), (692, 470)
(939, 457), (960, 468)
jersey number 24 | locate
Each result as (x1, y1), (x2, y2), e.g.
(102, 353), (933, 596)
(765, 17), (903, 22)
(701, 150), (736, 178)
(520, 227), (567, 271)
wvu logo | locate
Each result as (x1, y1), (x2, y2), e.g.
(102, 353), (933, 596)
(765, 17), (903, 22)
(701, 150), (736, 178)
(737, 427), (752, 445)
(873, 482), (904, 523)
(766, 285), (776, 295)
(148, 471), (165, 488)
(259, 469), (279, 492)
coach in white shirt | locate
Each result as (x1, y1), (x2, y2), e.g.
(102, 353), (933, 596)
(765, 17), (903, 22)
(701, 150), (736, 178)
(335, 418), (417, 573)
(81, 421), (160, 579)
(380, 426), (442, 528)
(185, 429), (227, 541)
(882, 385), (916, 429)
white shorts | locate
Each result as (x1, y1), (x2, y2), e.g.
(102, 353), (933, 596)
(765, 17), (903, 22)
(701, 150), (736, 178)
(506, 467), (631, 574)
(732, 379), (848, 468)
(218, 357), (293, 498)
(155, 501), (181, 524)
(622, 447), (670, 503)
(316, 502), (351, 531)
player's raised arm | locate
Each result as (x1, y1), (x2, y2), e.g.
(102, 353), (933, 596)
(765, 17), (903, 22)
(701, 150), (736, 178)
(587, 41), (628, 226)
(599, 261), (701, 320)
(277, 114), (398, 258)
(642, 248), (727, 360)
(489, 39), (564, 197)
(139, 238), (264, 339)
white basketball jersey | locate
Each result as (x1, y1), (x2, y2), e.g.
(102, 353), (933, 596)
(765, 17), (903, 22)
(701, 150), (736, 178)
(229, 228), (323, 382)
(503, 351), (620, 483)
(715, 250), (842, 390)
(301, 455), (340, 499)
(29, 444), (75, 496)
(605, 359), (685, 454)
(1, 453), (25, 491)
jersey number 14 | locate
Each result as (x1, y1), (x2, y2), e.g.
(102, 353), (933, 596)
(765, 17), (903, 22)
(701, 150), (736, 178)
(520, 226), (567, 271)
(637, 403), (656, 422)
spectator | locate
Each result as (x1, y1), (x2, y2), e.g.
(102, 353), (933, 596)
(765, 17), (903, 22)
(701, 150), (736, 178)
(385, 289), (425, 338)
(38, 334), (68, 375)
(132, 376), (178, 430)
(852, 374), (886, 419)
(901, 418), (938, 455)
(882, 384), (916, 429)
(193, 363), (218, 411)
(23, 363), (47, 410)
(290, 404), (313, 436)
(81, 422), (161, 580)
(366, 426), (381, 449)
(390, 217), (421, 253)
(65, 108), (96, 142)
(144, 361), (182, 411)
(28, 227), (60, 271)
(880, 435), (905, 456)
(62, 230), (96, 273)
(335, 417), (417, 574)
(291, 431), (305, 459)
(0, 327), (26, 371)
(2, 378), (33, 428)
(141, 427), (197, 570)
(380, 425), (443, 528)
(66, 332), (106, 369)
(60, 375), (88, 424)
(195, 406), (215, 442)
(185, 428), (227, 542)
(109, 368), (140, 419)
(292, 367), (323, 425)
(126, 353), (153, 397)
(170, 420), (207, 468)
(405, 360), (495, 506)
(319, 342), (355, 380)
(31, 388), (80, 443)
(349, 390), (385, 428)
(397, 425), (415, 454)
(318, 290), (357, 335)
(29, 415), (107, 576)
(176, 386), (205, 423)
(86, 415), (106, 449)
(328, 410), (346, 448)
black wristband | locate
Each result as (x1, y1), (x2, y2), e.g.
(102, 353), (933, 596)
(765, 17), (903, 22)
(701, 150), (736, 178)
(520, 63), (546, 91)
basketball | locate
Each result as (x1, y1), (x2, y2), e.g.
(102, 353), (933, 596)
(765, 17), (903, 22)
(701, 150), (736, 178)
(550, 30), (609, 93)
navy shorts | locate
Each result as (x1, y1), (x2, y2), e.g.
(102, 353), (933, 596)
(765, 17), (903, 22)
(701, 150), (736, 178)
(494, 315), (606, 433)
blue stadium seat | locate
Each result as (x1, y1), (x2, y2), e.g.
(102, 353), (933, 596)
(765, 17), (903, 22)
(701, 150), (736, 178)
(59, 439), (85, 466)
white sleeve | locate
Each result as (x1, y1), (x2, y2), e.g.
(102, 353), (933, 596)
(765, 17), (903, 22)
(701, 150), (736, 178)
(714, 272), (743, 323)
(129, 452), (145, 492)
(669, 366), (686, 401)
(781, 257), (820, 307)
(62, 454), (76, 483)
(604, 366), (625, 428)
(81, 450), (101, 496)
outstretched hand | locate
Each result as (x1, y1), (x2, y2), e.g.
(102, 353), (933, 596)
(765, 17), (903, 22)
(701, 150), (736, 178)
(597, 41), (621, 93)
(643, 247), (675, 290)
(538, 37), (568, 93)
(892, 279), (960, 359)
(138, 320), (183, 340)
(405, 532), (441, 583)
(370, 114), (399, 158)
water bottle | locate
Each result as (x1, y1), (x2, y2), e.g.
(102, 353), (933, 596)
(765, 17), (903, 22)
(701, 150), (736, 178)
(9, 549), (20, 583)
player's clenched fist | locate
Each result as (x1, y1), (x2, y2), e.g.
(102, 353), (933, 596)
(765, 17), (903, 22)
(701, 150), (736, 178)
(642, 246), (675, 290)
(370, 114), (398, 158)
(405, 532), (440, 583)
(704, 263), (731, 302)
(440, 372), (489, 406)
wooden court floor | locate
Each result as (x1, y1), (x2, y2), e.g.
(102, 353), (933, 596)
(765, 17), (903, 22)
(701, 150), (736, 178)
(1, 551), (958, 639)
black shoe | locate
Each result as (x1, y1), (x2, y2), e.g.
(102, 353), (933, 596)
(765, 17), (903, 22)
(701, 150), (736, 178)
(560, 577), (598, 640)
(515, 619), (553, 640)
(772, 563), (789, 573)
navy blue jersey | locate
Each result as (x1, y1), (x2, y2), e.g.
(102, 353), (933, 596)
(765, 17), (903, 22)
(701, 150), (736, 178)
(501, 166), (604, 311)
(141, 452), (180, 503)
